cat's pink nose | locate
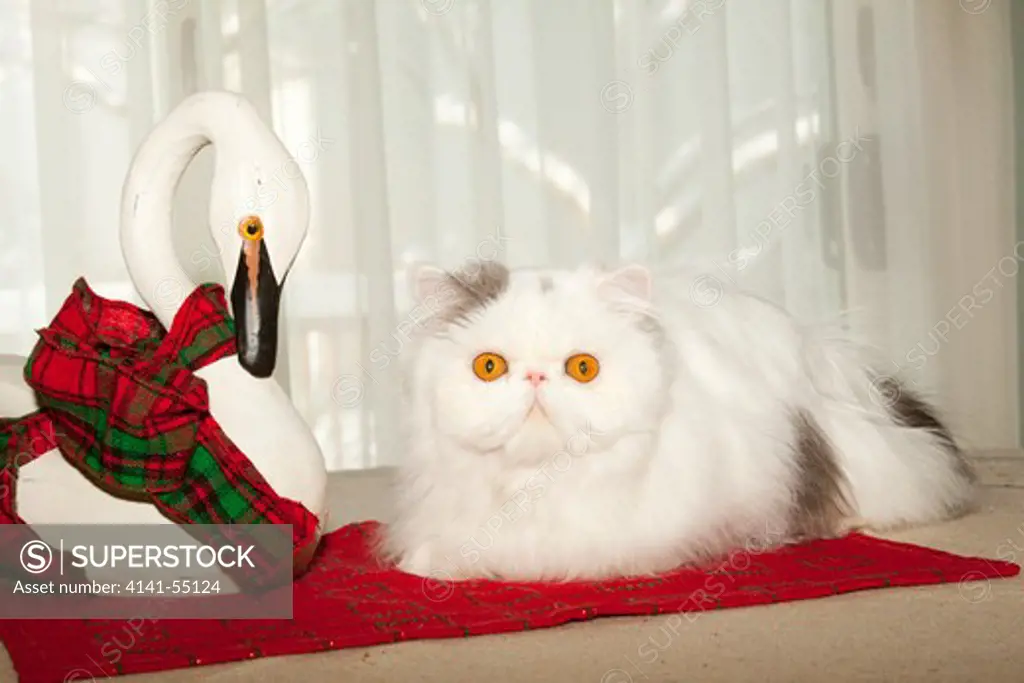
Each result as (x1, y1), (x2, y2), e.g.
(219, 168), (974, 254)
(525, 370), (547, 387)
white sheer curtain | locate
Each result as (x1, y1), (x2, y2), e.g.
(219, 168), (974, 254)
(0, 0), (1016, 470)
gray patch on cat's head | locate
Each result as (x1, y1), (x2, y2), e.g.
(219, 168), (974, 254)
(604, 288), (665, 344)
(634, 311), (664, 339)
(610, 294), (673, 412)
(789, 410), (850, 540)
(539, 275), (553, 293)
(438, 261), (510, 326)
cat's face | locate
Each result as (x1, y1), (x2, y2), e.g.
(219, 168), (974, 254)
(409, 262), (667, 466)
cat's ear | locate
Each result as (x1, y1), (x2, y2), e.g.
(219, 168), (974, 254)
(598, 264), (651, 301)
(408, 262), (449, 304)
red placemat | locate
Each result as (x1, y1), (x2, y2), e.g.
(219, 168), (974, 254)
(0, 521), (1017, 682)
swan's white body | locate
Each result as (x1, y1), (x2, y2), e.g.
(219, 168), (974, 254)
(1, 92), (328, 587)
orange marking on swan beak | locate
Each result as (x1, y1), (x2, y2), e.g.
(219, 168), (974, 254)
(244, 238), (260, 300)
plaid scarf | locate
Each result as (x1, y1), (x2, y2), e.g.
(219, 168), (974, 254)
(0, 278), (320, 576)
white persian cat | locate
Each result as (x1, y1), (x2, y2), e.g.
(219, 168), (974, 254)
(380, 261), (975, 581)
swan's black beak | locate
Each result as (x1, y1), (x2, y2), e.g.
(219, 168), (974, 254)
(230, 239), (283, 379)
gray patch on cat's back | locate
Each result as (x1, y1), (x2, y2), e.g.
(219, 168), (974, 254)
(878, 376), (976, 495)
(539, 275), (553, 293)
(789, 410), (849, 539)
(440, 261), (510, 325)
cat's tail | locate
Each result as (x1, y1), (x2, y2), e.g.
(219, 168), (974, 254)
(802, 337), (976, 533)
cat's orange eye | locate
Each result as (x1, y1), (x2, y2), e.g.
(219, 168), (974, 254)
(238, 215), (264, 241)
(565, 353), (599, 383)
(472, 352), (508, 382)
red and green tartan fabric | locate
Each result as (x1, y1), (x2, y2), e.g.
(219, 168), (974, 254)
(0, 278), (319, 575)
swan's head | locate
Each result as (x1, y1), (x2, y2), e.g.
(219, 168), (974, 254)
(208, 128), (310, 379)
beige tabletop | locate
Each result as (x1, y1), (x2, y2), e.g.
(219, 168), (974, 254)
(3, 452), (1023, 683)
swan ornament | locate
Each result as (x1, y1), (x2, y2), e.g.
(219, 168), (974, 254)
(0, 92), (328, 588)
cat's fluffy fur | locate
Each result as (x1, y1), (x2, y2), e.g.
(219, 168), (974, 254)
(380, 262), (975, 581)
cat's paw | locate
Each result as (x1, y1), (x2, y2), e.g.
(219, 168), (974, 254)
(395, 547), (474, 589)
(394, 546), (455, 578)
(396, 554), (434, 578)
(396, 552), (473, 600)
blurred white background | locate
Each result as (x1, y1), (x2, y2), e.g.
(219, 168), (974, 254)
(0, 0), (1016, 469)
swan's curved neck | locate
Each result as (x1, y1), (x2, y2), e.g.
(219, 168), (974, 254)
(120, 98), (229, 328)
